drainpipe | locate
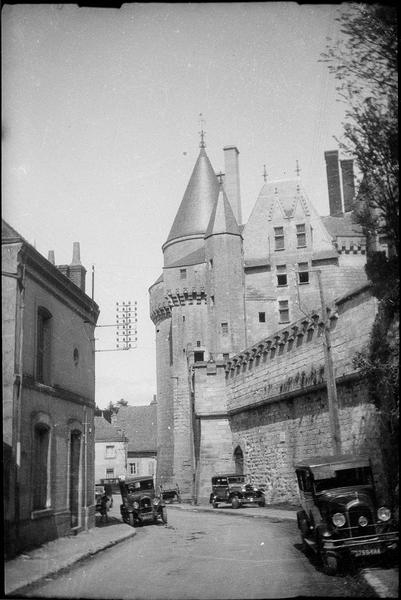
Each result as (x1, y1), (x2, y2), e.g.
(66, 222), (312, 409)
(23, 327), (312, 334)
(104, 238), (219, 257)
(83, 404), (88, 531)
(15, 261), (26, 550)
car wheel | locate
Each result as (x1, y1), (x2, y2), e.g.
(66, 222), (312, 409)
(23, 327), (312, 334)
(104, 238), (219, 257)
(258, 497), (265, 507)
(161, 507), (168, 524)
(321, 552), (338, 575)
(128, 512), (135, 527)
(231, 496), (240, 509)
(212, 501), (218, 508)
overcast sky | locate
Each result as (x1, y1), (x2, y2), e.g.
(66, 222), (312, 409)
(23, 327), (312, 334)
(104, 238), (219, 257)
(2, 2), (349, 409)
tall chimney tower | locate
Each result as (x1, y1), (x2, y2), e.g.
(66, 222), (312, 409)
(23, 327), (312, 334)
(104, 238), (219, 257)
(340, 159), (355, 212)
(68, 242), (86, 292)
(324, 150), (343, 216)
(223, 146), (242, 225)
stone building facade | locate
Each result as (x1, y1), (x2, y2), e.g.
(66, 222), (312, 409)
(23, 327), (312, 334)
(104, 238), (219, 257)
(94, 416), (127, 483)
(149, 137), (383, 504)
(2, 220), (99, 556)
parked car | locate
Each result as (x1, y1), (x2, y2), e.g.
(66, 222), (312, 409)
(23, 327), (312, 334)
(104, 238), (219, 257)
(119, 475), (167, 527)
(295, 454), (398, 574)
(160, 483), (181, 504)
(95, 483), (113, 521)
(209, 473), (265, 509)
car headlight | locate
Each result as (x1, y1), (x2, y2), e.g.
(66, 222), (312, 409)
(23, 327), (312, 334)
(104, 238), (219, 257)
(358, 515), (368, 527)
(378, 507), (391, 521)
(153, 498), (159, 505)
(132, 501), (139, 510)
(332, 512), (346, 527)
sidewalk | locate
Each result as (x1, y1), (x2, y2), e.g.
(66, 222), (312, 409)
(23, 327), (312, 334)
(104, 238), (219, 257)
(4, 503), (398, 598)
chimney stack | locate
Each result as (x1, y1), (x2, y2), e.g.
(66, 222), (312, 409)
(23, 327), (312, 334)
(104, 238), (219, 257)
(68, 242), (87, 292)
(223, 146), (242, 225)
(48, 250), (55, 264)
(324, 150), (343, 216)
(340, 159), (355, 212)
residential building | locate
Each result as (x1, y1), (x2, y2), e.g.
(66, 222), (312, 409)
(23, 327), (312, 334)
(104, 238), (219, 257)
(94, 416), (127, 483)
(2, 220), (99, 556)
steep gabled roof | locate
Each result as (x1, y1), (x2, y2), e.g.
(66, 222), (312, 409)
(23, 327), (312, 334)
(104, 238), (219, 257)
(2, 219), (26, 243)
(321, 213), (364, 237)
(255, 178), (311, 220)
(165, 148), (220, 244)
(94, 416), (127, 442)
(204, 185), (241, 239)
(113, 404), (157, 453)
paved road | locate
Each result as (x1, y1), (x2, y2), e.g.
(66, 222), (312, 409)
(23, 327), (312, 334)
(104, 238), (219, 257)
(18, 509), (375, 599)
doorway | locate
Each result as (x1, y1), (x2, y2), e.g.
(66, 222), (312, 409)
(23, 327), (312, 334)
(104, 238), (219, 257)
(234, 446), (244, 475)
(69, 431), (81, 528)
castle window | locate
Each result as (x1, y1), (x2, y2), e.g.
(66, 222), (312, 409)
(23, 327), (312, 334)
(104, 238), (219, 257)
(279, 300), (290, 323)
(106, 468), (115, 479)
(223, 353), (229, 361)
(196, 340), (201, 347)
(221, 322), (229, 335)
(180, 269), (187, 280)
(129, 462), (137, 475)
(194, 351), (204, 362)
(210, 295), (215, 306)
(274, 227), (285, 250)
(276, 264), (287, 286)
(209, 259), (213, 269)
(258, 312), (266, 323)
(298, 262), (309, 284)
(36, 307), (52, 384)
(296, 224), (306, 247)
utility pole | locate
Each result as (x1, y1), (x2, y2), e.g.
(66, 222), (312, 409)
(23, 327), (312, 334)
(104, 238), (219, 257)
(315, 270), (341, 454)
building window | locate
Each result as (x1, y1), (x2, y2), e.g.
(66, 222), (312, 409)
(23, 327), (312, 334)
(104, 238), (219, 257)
(210, 295), (215, 306)
(73, 347), (79, 366)
(194, 351), (204, 362)
(274, 226), (285, 250)
(221, 322), (229, 335)
(279, 300), (290, 323)
(196, 340), (201, 347)
(298, 262), (309, 284)
(258, 312), (266, 323)
(276, 264), (287, 286)
(209, 259), (213, 269)
(296, 224), (306, 247)
(223, 353), (229, 361)
(106, 468), (114, 479)
(129, 463), (136, 475)
(36, 307), (52, 384)
(33, 424), (50, 510)
(105, 445), (116, 458)
(180, 268), (187, 280)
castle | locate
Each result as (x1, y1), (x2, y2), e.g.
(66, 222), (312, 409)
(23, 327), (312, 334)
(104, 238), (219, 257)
(149, 133), (381, 504)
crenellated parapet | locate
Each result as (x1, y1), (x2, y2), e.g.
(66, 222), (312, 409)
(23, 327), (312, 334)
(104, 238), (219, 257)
(334, 238), (366, 255)
(166, 287), (207, 307)
(150, 302), (171, 325)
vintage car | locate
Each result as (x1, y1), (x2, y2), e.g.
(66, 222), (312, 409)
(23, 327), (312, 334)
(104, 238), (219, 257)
(209, 473), (265, 509)
(95, 483), (113, 520)
(119, 475), (167, 527)
(159, 483), (181, 504)
(295, 454), (398, 574)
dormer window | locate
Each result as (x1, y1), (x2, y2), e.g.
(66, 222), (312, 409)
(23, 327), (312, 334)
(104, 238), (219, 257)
(296, 224), (306, 247)
(274, 227), (285, 250)
(180, 268), (187, 280)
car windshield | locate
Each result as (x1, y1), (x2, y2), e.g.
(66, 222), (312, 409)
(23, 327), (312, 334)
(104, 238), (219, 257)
(127, 480), (154, 492)
(314, 466), (373, 493)
(227, 476), (245, 484)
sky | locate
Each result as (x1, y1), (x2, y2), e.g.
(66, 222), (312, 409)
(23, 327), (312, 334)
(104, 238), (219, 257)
(2, 2), (351, 409)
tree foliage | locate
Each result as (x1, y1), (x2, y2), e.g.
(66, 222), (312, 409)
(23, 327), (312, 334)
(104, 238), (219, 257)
(321, 3), (398, 251)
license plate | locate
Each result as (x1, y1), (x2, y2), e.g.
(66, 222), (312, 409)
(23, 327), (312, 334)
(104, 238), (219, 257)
(141, 513), (154, 521)
(351, 547), (383, 557)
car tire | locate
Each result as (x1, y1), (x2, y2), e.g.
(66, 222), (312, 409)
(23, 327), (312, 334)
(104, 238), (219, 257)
(321, 552), (338, 575)
(129, 513), (135, 527)
(231, 496), (240, 509)
(212, 501), (218, 508)
(258, 497), (265, 507)
(161, 507), (168, 524)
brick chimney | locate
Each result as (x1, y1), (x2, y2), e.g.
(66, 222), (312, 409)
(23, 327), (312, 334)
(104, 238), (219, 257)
(340, 159), (355, 212)
(324, 150), (343, 216)
(223, 146), (242, 225)
(68, 242), (86, 292)
(48, 250), (55, 264)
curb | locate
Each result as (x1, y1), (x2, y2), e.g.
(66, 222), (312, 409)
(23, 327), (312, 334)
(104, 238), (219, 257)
(5, 529), (136, 597)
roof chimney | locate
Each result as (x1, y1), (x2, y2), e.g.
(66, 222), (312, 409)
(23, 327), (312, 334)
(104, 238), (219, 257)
(340, 159), (355, 212)
(68, 242), (86, 292)
(324, 150), (343, 216)
(48, 250), (55, 264)
(223, 146), (242, 225)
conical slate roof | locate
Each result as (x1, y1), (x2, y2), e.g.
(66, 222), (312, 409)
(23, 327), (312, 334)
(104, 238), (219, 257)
(205, 184), (241, 238)
(166, 148), (220, 244)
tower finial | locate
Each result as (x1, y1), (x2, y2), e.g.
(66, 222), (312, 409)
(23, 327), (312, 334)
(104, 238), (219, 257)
(295, 160), (301, 178)
(263, 164), (268, 182)
(217, 170), (224, 185)
(199, 113), (206, 148)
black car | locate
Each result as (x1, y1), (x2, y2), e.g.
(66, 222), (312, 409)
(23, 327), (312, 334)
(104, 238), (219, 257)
(119, 476), (167, 527)
(209, 473), (265, 509)
(295, 454), (398, 574)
